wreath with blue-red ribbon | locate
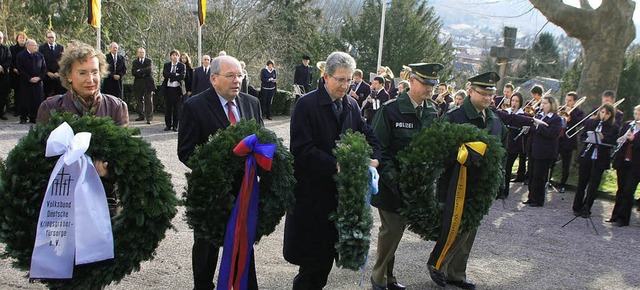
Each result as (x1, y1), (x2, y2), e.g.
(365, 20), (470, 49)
(183, 119), (295, 247)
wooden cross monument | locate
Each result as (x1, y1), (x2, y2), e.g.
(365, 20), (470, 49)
(490, 27), (526, 94)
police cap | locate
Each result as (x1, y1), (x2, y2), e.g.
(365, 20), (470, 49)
(409, 63), (444, 86)
(468, 72), (500, 91)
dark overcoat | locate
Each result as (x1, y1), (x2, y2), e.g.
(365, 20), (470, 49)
(103, 53), (127, 98)
(283, 85), (381, 265)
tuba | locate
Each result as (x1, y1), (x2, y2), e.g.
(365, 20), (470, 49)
(316, 61), (326, 76)
(383, 66), (394, 80)
(400, 65), (411, 80)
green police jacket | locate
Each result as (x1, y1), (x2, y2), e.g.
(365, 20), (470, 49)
(370, 91), (438, 213)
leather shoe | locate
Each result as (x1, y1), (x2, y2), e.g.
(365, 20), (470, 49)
(172, 127), (178, 132)
(0, 116), (7, 120)
(428, 265), (446, 287)
(522, 200), (533, 204)
(605, 218), (617, 223)
(370, 277), (387, 290)
(614, 222), (628, 227)
(511, 176), (525, 182)
(163, 126), (171, 131)
(135, 117), (145, 121)
(523, 179), (529, 185)
(19, 119), (26, 124)
(558, 187), (565, 193)
(447, 280), (476, 290)
(528, 203), (543, 207)
(387, 281), (406, 290)
(146, 120), (151, 124)
(580, 210), (591, 218)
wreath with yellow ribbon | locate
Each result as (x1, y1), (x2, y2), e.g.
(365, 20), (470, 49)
(398, 122), (505, 241)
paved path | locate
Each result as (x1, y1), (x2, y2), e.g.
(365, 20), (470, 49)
(1, 114), (639, 289)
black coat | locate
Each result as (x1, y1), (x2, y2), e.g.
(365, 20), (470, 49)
(38, 43), (63, 73)
(558, 107), (585, 151)
(363, 88), (389, 121)
(612, 121), (640, 178)
(103, 53), (127, 98)
(350, 80), (371, 108)
(162, 62), (186, 94)
(578, 118), (619, 170)
(16, 50), (46, 100)
(192, 66), (212, 95)
(131, 57), (155, 92)
(178, 88), (263, 165)
(283, 85), (381, 265)
(293, 63), (312, 91)
(183, 65), (193, 94)
(529, 113), (563, 159)
(0, 44), (10, 93)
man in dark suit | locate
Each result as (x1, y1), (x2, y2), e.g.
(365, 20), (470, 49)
(348, 69), (371, 108)
(162, 49), (185, 131)
(293, 54), (312, 94)
(16, 39), (46, 124)
(103, 42), (126, 98)
(429, 72), (507, 290)
(178, 55), (263, 290)
(284, 51), (381, 290)
(362, 76), (389, 124)
(191, 54), (212, 95)
(131, 47), (155, 123)
(0, 31), (11, 120)
(38, 30), (64, 98)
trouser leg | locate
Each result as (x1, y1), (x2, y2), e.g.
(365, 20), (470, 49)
(438, 229), (478, 282)
(573, 161), (592, 212)
(372, 209), (405, 285)
(192, 235), (219, 290)
(292, 253), (334, 290)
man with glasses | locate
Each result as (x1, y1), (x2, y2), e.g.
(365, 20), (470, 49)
(0, 31), (11, 120)
(427, 72), (507, 290)
(103, 42), (126, 99)
(369, 63), (443, 290)
(178, 55), (263, 290)
(284, 51), (381, 289)
(38, 30), (65, 98)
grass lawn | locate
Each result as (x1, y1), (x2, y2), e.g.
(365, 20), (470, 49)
(511, 157), (640, 199)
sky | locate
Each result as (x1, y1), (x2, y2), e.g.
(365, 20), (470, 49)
(564, 0), (640, 22)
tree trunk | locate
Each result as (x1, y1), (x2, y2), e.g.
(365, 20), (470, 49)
(529, 0), (636, 108)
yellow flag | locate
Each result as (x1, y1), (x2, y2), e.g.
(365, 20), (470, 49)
(198, 0), (206, 27)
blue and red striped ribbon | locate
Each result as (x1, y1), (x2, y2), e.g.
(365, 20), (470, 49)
(217, 134), (275, 290)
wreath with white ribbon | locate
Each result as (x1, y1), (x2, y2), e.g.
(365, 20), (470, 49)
(398, 122), (505, 241)
(0, 114), (178, 289)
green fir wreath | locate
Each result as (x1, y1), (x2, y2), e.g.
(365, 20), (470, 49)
(331, 130), (373, 270)
(0, 113), (179, 289)
(184, 119), (295, 246)
(398, 122), (505, 241)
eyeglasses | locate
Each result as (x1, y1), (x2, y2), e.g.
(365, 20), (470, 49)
(46, 36), (55, 39)
(75, 71), (100, 78)
(471, 88), (493, 97)
(330, 75), (353, 85)
(215, 73), (245, 81)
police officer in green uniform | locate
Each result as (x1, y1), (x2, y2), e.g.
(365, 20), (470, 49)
(427, 72), (506, 290)
(370, 63), (444, 290)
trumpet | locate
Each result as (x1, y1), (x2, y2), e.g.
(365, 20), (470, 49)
(611, 120), (639, 158)
(558, 96), (587, 122)
(523, 98), (542, 116)
(565, 98), (625, 138)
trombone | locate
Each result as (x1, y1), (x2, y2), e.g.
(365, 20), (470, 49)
(522, 89), (551, 116)
(558, 96), (587, 122)
(496, 86), (521, 110)
(565, 98), (625, 138)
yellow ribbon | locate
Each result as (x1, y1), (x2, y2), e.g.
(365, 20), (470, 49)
(435, 141), (486, 269)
